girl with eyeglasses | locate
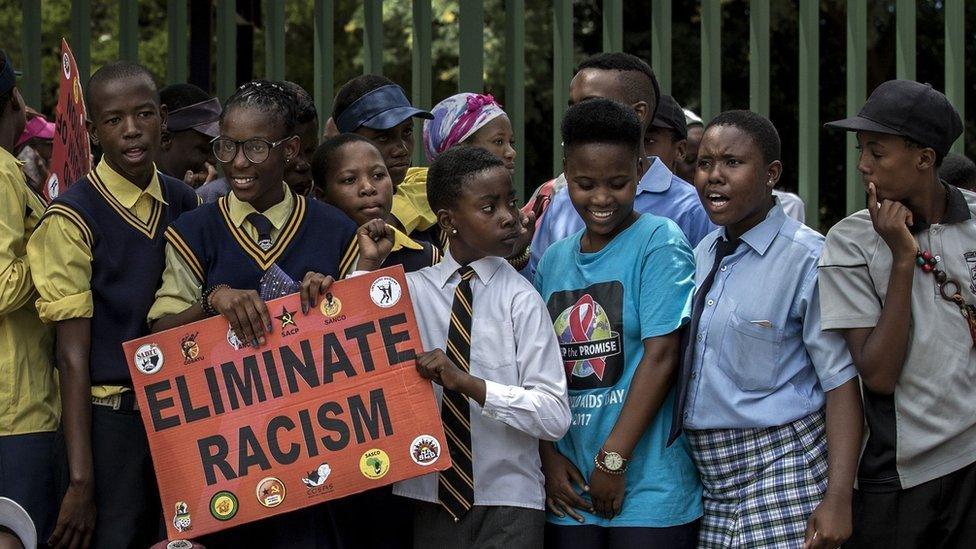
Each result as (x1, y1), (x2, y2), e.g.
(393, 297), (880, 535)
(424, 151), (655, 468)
(146, 81), (358, 547)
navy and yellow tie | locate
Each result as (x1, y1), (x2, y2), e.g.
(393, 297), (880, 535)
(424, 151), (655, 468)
(246, 212), (274, 251)
(438, 265), (476, 521)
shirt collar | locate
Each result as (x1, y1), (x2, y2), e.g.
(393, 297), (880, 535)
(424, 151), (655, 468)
(910, 182), (972, 233)
(95, 159), (166, 208)
(227, 182), (294, 230)
(637, 156), (673, 194)
(434, 250), (507, 289)
(391, 226), (424, 252)
(709, 199), (787, 257)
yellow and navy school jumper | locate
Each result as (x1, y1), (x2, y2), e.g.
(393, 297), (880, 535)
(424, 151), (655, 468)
(165, 192), (358, 291)
(38, 169), (197, 548)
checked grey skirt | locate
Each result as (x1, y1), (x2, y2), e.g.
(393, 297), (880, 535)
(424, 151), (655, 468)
(686, 410), (828, 549)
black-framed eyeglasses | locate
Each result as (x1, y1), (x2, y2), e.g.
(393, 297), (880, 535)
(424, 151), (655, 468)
(211, 136), (292, 164)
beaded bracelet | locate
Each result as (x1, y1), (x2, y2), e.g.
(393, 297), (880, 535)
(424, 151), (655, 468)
(200, 284), (229, 317)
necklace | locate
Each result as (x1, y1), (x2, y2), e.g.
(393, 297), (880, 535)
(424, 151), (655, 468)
(916, 249), (976, 347)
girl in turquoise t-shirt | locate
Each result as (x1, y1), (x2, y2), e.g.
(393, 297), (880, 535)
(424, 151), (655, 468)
(535, 99), (702, 547)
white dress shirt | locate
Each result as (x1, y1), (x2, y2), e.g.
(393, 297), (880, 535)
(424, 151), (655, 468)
(390, 252), (571, 510)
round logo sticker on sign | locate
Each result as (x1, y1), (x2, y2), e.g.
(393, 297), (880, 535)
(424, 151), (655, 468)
(359, 448), (390, 479)
(369, 276), (401, 308)
(209, 490), (239, 521)
(134, 343), (164, 374)
(256, 477), (286, 508)
(409, 435), (441, 466)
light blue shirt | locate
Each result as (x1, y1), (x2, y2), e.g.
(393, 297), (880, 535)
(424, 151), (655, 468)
(684, 202), (857, 430)
(535, 214), (703, 528)
(526, 157), (715, 279)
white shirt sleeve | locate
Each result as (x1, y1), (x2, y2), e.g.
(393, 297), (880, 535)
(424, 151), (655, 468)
(480, 288), (571, 441)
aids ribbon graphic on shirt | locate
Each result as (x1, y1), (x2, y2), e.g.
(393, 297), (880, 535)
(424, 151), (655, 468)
(548, 282), (624, 390)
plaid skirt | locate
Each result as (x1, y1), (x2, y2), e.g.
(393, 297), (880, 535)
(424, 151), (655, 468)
(686, 411), (828, 549)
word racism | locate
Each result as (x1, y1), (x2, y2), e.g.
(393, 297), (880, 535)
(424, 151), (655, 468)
(143, 313), (415, 485)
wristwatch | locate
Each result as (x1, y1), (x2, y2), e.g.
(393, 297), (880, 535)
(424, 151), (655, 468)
(594, 448), (629, 475)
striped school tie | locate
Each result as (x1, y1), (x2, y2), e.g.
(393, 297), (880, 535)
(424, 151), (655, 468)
(438, 265), (476, 521)
(246, 212), (274, 251)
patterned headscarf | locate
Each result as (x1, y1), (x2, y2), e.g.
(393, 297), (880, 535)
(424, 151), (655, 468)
(423, 93), (505, 162)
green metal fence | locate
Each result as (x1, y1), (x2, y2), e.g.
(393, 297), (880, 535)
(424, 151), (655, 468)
(15, 0), (970, 220)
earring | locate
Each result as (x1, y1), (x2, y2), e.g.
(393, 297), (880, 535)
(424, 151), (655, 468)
(451, 229), (458, 235)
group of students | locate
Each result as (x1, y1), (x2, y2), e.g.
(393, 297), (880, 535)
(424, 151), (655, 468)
(1, 43), (975, 549)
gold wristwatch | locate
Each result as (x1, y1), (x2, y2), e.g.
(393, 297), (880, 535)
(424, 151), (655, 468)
(594, 448), (629, 475)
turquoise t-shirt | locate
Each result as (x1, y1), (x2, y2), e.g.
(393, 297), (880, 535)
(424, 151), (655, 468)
(535, 214), (703, 528)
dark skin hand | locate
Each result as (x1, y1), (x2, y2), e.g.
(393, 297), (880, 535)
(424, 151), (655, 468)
(541, 334), (680, 521)
(803, 378), (862, 549)
(151, 273), (335, 346)
(540, 441), (592, 522)
(50, 318), (95, 549)
(840, 182), (916, 394)
(414, 349), (487, 405)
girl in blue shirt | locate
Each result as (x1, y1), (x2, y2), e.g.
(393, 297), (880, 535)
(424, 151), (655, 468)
(535, 98), (702, 548)
(675, 110), (863, 548)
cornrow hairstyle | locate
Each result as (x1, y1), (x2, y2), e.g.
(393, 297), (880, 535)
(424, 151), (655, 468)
(223, 80), (298, 135)
(310, 133), (378, 190)
(707, 110), (781, 165)
(159, 83), (211, 112)
(280, 81), (318, 125)
(332, 74), (396, 121)
(85, 61), (158, 117)
(577, 52), (661, 122)
(561, 98), (642, 154)
(427, 146), (505, 213)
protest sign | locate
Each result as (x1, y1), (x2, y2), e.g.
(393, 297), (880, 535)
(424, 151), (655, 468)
(47, 38), (90, 201)
(123, 266), (450, 539)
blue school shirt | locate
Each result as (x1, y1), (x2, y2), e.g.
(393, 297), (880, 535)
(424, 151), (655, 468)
(527, 157), (714, 279)
(534, 214), (703, 528)
(683, 202), (857, 430)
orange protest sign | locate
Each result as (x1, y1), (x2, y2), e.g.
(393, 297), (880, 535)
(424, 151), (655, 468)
(123, 266), (450, 539)
(46, 38), (90, 201)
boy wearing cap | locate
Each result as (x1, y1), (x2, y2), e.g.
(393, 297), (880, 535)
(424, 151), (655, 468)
(645, 95), (688, 174)
(820, 79), (976, 546)
(158, 83), (221, 187)
(0, 49), (59, 545)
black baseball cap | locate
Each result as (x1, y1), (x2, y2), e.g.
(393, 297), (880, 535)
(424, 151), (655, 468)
(825, 79), (962, 158)
(650, 95), (688, 140)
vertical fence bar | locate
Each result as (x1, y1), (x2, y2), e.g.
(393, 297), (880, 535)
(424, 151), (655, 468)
(506, 0), (526, 198)
(553, 1), (573, 175)
(603, 0), (623, 53)
(412, 0), (433, 166)
(166, 0), (188, 84)
(119, 0), (139, 63)
(798, 0), (819, 226)
(20, 0), (41, 108)
(945, 0), (965, 154)
(701, 1), (721, 123)
(749, 0), (770, 116)
(896, 0), (916, 80)
(651, 0), (672, 94)
(459, 0), (485, 92)
(216, 0), (237, 101)
(70, 0), (91, 84)
(364, 0), (383, 75)
(314, 0), (335, 133)
(846, 0), (867, 213)
(264, 0), (285, 81)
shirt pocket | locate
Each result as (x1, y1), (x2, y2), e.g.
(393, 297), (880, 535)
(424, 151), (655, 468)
(469, 319), (517, 377)
(721, 311), (783, 391)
